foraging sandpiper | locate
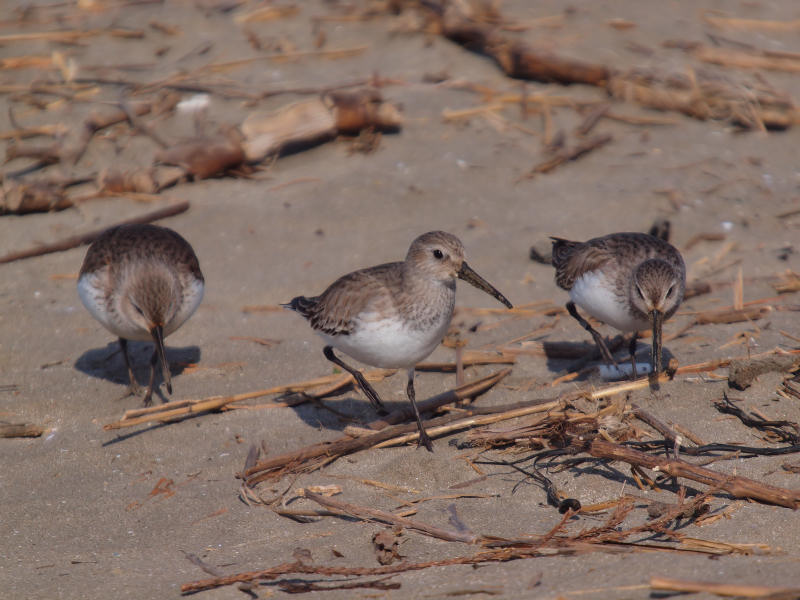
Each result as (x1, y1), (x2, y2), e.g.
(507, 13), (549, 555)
(551, 232), (685, 376)
(284, 230), (512, 451)
(78, 224), (204, 405)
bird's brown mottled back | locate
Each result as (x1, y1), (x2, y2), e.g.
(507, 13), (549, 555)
(80, 224), (203, 282)
(552, 232), (683, 291)
(286, 262), (405, 336)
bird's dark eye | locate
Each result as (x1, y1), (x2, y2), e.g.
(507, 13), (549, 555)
(636, 286), (645, 300)
(666, 285), (674, 298)
(132, 303), (144, 316)
(433, 249), (444, 260)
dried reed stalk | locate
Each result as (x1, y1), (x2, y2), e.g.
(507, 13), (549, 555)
(0, 30), (104, 43)
(182, 494), (733, 594)
(703, 14), (800, 32)
(650, 576), (800, 597)
(415, 350), (516, 371)
(373, 399), (566, 448)
(606, 75), (795, 130)
(305, 491), (479, 543)
(694, 45), (800, 73)
(105, 350), (511, 429)
(526, 134), (613, 176)
(104, 370), (393, 429)
(241, 369), (511, 486)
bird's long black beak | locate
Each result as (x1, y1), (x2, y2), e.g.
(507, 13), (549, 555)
(150, 324), (172, 394)
(650, 309), (663, 375)
(458, 262), (513, 309)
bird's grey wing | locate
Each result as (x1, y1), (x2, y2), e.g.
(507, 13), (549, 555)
(551, 237), (613, 290)
(304, 262), (402, 336)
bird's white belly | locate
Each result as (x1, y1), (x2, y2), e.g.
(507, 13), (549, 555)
(570, 271), (648, 332)
(77, 274), (204, 341)
(320, 312), (449, 369)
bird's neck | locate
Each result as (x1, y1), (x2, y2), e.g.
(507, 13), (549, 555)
(400, 268), (456, 325)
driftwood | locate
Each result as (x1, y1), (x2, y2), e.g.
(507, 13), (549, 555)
(714, 395), (800, 444)
(181, 551), (571, 595)
(156, 131), (246, 179)
(588, 439), (800, 509)
(728, 355), (800, 390)
(5, 85), (401, 217)
(194, 324), (800, 595)
(5, 98), (174, 173)
(0, 168), (185, 216)
(181, 537), (723, 595)
(0, 169), (187, 215)
(0, 179), (75, 214)
(606, 70), (796, 130)
(426, 0), (798, 130)
(241, 88), (402, 161)
(436, 2), (609, 86)
(184, 486), (738, 594)
(694, 305), (771, 325)
(96, 167), (186, 195)
(0, 422), (45, 438)
(772, 271), (800, 293)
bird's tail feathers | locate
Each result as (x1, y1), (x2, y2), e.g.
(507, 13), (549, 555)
(550, 237), (580, 267)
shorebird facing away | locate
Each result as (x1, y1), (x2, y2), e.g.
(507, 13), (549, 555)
(551, 232), (685, 377)
(284, 230), (513, 451)
(78, 224), (204, 405)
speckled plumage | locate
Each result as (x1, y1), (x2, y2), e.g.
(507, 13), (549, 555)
(552, 232), (685, 375)
(77, 224), (204, 405)
(284, 231), (512, 451)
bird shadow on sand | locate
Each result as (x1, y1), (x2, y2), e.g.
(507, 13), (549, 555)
(543, 338), (675, 382)
(287, 382), (413, 434)
(74, 341), (201, 403)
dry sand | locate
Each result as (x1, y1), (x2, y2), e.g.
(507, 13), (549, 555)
(2, 1), (800, 598)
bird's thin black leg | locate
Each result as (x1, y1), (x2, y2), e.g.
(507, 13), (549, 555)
(323, 346), (387, 414)
(628, 331), (639, 380)
(566, 302), (619, 368)
(143, 349), (159, 407)
(406, 369), (433, 452)
(118, 338), (142, 397)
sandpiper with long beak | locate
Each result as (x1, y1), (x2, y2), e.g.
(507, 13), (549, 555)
(551, 232), (685, 377)
(78, 224), (204, 405)
(284, 230), (512, 451)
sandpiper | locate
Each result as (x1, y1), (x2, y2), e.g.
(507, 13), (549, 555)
(77, 224), (204, 405)
(284, 230), (512, 451)
(551, 232), (685, 376)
